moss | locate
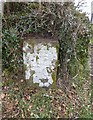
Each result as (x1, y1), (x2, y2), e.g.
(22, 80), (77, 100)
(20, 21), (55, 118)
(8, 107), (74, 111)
(90, 38), (93, 44)
(36, 55), (39, 61)
(47, 44), (49, 50)
(55, 60), (59, 67)
(37, 48), (41, 54)
(51, 71), (56, 88)
(24, 64), (27, 70)
(27, 70), (36, 87)
(27, 79), (40, 89)
(55, 44), (59, 54)
(28, 70), (35, 81)
(33, 88), (46, 97)
(28, 39), (36, 49)
(32, 70), (35, 75)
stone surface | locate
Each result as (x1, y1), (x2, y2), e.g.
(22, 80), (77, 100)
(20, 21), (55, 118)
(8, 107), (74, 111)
(23, 39), (58, 87)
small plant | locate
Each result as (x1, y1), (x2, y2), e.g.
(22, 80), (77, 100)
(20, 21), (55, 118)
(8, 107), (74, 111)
(2, 28), (22, 73)
(36, 55), (39, 61)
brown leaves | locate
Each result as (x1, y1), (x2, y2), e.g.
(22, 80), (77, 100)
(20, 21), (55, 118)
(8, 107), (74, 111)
(67, 94), (72, 100)
(0, 93), (5, 100)
(15, 99), (19, 106)
(14, 87), (19, 91)
(2, 78), (91, 118)
(27, 104), (33, 112)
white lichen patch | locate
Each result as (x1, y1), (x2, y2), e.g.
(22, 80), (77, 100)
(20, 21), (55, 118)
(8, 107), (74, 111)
(23, 41), (57, 87)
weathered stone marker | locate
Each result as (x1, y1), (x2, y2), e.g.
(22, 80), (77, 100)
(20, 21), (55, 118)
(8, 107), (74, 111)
(23, 38), (58, 88)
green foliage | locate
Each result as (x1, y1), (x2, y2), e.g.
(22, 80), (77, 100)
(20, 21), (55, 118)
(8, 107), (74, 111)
(2, 2), (92, 118)
(2, 28), (22, 73)
(90, 38), (93, 44)
(56, 2), (91, 80)
(2, 2), (92, 84)
(52, 71), (56, 88)
(36, 55), (39, 61)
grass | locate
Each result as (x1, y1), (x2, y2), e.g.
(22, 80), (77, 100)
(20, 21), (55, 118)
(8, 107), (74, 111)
(90, 39), (93, 44)
(2, 78), (91, 118)
(2, 58), (92, 118)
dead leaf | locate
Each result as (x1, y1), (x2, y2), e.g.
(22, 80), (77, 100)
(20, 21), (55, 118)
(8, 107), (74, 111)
(15, 99), (19, 105)
(40, 108), (44, 112)
(14, 87), (19, 91)
(61, 103), (66, 108)
(29, 104), (33, 109)
(58, 106), (61, 110)
(26, 95), (31, 100)
(0, 93), (5, 99)
(67, 94), (72, 100)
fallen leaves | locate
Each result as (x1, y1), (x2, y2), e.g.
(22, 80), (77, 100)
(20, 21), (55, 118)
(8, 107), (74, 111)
(29, 104), (33, 109)
(0, 93), (5, 99)
(15, 99), (19, 106)
(58, 106), (61, 111)
(2, 79), (91, 118)
(67, 94), (72, 100)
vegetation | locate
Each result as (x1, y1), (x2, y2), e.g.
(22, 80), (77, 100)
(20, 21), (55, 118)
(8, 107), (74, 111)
(2, 2), (93, 119)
